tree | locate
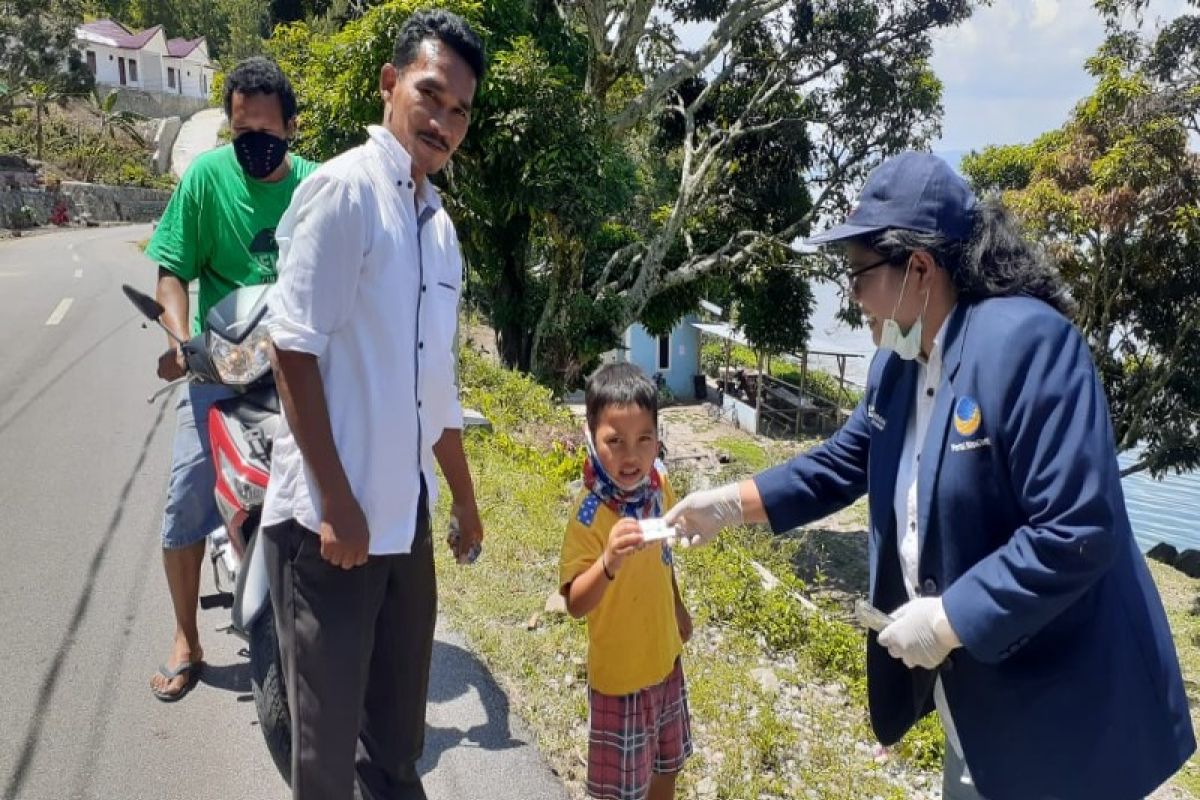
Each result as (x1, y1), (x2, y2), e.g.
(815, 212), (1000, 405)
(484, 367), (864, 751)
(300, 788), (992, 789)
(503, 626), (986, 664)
(734, 249), (815, 358)
(961, 3), (1200, 478)
(0, 0), (93, 157)
(25, 78), (73, 159)
(88, 86), (143, 141)
(507, 0), (976, 385)
(552, 0), (974, 375)
(75, 86), (145, 180)
(455, 35), (636, 377)
(220, 0), (271, 61)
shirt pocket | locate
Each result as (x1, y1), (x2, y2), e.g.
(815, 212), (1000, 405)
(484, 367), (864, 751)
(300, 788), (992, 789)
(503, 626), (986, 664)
(423, 276), (460, 358)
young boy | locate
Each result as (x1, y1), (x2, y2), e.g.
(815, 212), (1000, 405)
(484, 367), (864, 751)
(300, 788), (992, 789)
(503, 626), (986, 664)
(559, 363), (694, 800)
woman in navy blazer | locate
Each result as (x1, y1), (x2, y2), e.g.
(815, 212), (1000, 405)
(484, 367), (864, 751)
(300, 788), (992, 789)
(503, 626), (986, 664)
(666, 153), (1195, 800)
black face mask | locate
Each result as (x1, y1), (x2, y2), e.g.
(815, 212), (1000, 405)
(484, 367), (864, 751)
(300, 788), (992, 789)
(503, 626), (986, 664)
(233, 131), (289, 180)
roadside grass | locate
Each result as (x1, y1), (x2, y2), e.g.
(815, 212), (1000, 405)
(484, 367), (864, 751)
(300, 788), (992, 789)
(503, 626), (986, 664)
(1147, 561), (1200, 795)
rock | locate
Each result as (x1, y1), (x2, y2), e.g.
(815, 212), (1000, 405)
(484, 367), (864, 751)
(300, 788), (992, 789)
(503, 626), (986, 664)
(696, 777), (717, 798)
(525, 613), (540, 631)
(750, 667), (781, 694)
(1175, 549), (1200, 578)
(0, 154), (33, 171)
(1147, 542), (1179, 566)
(462, 408), (492, 430)
(544, 590), (567, 614)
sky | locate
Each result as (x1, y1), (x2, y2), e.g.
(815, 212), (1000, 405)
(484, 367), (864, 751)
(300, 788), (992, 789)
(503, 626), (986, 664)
(929, 0), (1192, 164)
(677, 1), (1192, 168)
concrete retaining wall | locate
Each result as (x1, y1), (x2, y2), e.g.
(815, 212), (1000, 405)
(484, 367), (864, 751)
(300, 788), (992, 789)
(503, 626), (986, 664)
(1, 181), (171, 228)
(97, 85), (211, 121)
(151, 117), (183, 175)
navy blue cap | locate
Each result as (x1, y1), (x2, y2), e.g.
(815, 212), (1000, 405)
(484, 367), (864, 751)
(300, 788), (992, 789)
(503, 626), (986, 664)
(807, 152), (977, 246)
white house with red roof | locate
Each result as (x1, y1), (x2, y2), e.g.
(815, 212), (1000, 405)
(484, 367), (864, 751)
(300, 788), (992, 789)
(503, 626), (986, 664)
(75, 20), (215, 101)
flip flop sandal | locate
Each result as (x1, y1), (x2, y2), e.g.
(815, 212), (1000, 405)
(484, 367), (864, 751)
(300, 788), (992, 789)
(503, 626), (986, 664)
(151, 660), (203, 703)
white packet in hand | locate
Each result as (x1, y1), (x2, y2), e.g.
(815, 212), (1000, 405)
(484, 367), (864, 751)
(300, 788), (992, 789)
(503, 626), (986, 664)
(639, 517), (679, 542)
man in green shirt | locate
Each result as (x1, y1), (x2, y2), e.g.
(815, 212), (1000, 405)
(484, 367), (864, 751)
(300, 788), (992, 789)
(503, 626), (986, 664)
(145, 56), (318, 701)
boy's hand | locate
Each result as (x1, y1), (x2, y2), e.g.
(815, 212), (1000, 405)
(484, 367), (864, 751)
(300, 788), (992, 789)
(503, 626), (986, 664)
(675, 600), (693, 644)
(604, 518), (644, 576)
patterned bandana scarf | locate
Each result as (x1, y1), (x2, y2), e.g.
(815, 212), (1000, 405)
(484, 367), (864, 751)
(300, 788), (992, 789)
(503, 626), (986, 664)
(583, 428), (664, 520)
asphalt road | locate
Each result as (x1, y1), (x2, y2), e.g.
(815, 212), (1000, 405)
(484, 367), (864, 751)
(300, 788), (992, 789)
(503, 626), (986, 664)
(0, 225), (568, 800)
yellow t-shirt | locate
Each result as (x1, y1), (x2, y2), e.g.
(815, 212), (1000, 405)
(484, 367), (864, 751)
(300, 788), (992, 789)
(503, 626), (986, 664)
(558, 475), (683, 697)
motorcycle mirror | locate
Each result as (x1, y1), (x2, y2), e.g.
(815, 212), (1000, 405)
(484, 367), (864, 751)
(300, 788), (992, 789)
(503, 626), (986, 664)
(122, 284), (166, 322)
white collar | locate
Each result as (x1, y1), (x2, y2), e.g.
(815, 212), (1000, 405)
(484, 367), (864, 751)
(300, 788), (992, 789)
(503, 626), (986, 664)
(366, 125), (443, 212)
(918, 305), (956, 370)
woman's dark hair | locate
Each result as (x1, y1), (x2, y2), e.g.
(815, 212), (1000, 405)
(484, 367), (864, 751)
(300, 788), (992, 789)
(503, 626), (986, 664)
(222, 57), (298, 122)
(866, 196), (1076, 317)
(585, 363), (658, 435)
(392, 10), (486, 83)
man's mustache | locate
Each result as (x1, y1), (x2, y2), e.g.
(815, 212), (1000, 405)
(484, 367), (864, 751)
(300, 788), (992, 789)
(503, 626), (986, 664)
(418, 131), (450, 152)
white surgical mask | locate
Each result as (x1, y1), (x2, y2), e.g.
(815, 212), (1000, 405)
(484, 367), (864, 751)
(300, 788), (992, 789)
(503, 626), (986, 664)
(878, 259), (930, 361)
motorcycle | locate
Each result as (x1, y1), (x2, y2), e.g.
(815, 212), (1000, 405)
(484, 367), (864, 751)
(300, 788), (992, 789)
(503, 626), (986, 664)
(122, 283), (292, 779)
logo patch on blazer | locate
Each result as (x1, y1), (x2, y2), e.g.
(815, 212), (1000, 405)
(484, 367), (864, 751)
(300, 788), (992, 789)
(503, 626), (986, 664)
(954, 396), (982, 436)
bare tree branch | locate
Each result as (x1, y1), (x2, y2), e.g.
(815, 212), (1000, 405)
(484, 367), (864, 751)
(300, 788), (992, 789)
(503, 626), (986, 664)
(610, 0), (656, 75)
(606, 0), (789, 133)
(598, 241), (643, 287)
(1120, 460), (1150, 478)
(643, 133), (893, 300)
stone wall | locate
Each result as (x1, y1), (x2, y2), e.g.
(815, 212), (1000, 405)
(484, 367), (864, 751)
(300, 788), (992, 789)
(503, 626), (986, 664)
(63, 181), (171, 223)
(97, 85), (211, 121)
(0, 181), (171, 228)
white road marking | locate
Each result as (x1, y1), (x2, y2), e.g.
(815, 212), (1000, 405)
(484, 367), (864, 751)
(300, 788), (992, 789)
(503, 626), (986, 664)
(74, 269), (83, 278)
(0, 271), (25, 278)
(72, 253), (81, 263)
(45, 298), (74, 326)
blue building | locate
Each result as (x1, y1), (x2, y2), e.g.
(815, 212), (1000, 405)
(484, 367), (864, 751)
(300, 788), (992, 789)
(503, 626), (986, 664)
(618, 315), (702, 399)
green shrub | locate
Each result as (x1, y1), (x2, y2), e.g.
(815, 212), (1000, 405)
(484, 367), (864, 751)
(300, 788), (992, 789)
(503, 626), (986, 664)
(713, 436), (770, 472)
(0, 105), (174, 189)
(459, 346), (584, 484)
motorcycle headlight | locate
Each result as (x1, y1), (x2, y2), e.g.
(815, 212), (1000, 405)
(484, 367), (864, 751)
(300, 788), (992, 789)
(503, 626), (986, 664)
(210, 326), (272, 386)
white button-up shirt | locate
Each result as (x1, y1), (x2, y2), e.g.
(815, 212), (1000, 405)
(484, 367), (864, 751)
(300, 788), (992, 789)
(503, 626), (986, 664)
(892, 312), (969, 774)
(262, 125), (463, 555)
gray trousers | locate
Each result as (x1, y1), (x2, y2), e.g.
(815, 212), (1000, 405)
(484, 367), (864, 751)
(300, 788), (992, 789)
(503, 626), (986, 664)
(263, 490), (436, 800)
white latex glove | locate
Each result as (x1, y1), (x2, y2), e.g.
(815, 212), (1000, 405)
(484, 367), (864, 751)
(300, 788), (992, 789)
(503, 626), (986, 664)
(663, 483), (744, 547)
(877, 597), (961, 670)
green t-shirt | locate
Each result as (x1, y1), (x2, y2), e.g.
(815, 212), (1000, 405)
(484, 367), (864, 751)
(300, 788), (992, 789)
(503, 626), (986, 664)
(146, 145), (320, 334)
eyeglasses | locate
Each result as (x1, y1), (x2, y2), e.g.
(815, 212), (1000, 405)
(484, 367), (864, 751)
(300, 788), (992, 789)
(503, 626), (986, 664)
(847, 256), (892, 294)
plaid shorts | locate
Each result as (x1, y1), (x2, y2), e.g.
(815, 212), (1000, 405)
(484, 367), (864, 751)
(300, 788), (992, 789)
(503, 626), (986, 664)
(587, 659), (694, 800)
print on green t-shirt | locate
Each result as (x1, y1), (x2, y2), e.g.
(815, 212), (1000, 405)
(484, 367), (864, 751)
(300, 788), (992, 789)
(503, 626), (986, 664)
(145, 144), (319, 335)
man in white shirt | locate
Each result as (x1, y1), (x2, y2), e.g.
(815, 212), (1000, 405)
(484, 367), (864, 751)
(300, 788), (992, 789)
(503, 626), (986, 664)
(261, 10), (486, 799)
